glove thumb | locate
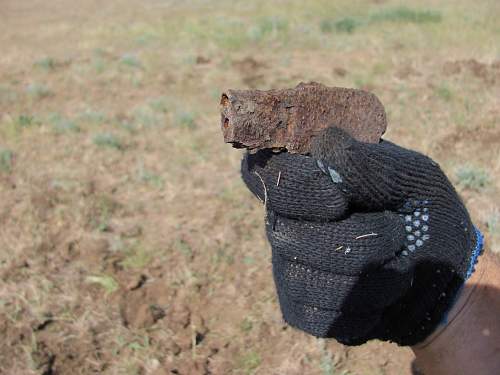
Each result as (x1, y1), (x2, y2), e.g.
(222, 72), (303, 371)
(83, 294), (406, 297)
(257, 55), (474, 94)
(310, 126), (430, 211)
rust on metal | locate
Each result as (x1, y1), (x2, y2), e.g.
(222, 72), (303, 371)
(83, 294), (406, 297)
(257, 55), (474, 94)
(220, 82), (387, 154)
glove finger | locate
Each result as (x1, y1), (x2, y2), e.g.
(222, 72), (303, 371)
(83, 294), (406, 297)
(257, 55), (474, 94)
(269, 210), (412, 344)
(310, 126), (440, 211)
(266, 210), (408, 275)
(273, 266), (383, 345)
(272, 251), (411, 314)
(241, 150), (348, 221)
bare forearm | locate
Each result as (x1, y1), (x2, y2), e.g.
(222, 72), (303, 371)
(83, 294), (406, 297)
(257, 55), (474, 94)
(412, 252), (500, 375)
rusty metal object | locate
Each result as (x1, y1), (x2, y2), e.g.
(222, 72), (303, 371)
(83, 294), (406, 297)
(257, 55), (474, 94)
(220, 82), (387, 154)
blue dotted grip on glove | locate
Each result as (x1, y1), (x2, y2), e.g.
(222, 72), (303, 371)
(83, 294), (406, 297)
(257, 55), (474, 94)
(466, 226), (484, 280)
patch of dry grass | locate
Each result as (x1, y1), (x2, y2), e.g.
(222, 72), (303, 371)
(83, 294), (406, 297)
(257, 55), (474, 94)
(0, 0), (498, 374)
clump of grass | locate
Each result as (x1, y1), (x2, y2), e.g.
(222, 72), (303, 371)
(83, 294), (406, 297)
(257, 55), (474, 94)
(46, 113), (79, 133)
(92, 49), (108, 74)
(77, 109), (106, 125)
(487, 211), (499, 233)
(247, 16), (289, 42)
(120, 54), (143, 69)
(188, 18), (248, 50)
(319, 19), (336, 34)
(136, 162), (164, 188)
(371, 7), (442, 24)
(486, 210), (500, 254)
(455, 165), (490, 191)
(237, 350), (261, 374)
(147, 96), (169, 113)
(211, 247), (234, 266)
(240, 318), (253, 333)
(130, 97), (169, 128)
(174, 239), (193, 258)
(34, 57), (56, 71)
(132, 107), (161, 128)
(135, 32), (157, 46)
(26, 83), (52, 99)
(15, 114), (40, 128)
(435, 85), (453, 101)
(318, 339), (350, 375)
(175, 111), (196, 129)
(334, 18), (359, 33)
(86, 275), (119, 294)
(0, 148), (14, 173)
(92, 194), (120, 232)
(120, 246), (152, 269)
(93, 133), (124, 150)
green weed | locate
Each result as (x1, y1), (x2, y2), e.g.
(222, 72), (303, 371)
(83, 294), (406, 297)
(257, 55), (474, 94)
(371, 7), (442, 24)
(86, 275), (119, 294)
(319, 19), (335, 34)
(92, 194), (120, 232)
(175, 111), (197, 129)
(77, 109), (106, 125)
(183, 18), (244, 49)
(211, 247), (234, 266)
(243, 256), (255, 265)
(0, 148), (14, 173)
(455, 165), (490, 191)
(240, 318), (253, 333)
(174, 239), (193, 258)
(136, 163), (164, 188)
(247, 16), (289, 42)
(26, 83), (52, 99)
(320, 18), (359, 34)
(120, 54), (143, 69)
(15, 114), (40, 128)
(237, 350), (261, 374)
(120, 246), (152, 269)
(93, 133), (124, 150)
(334, 18), (359, 33)
(486, 210), (500, 254)
(92, 52), (108, 74)
(34, 57), (56, 71)
(318, 339), (351, 375)
(435, 85), (453, 101)
(135, 32), (157, 46)
(147, 96), (169, 113)
(132, 106), (163, 128)
(48, 113), (80, 133)
(487, 211), (499, 233)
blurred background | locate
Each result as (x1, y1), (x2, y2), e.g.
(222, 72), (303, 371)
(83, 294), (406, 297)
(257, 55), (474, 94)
(0, 0), (498, 374)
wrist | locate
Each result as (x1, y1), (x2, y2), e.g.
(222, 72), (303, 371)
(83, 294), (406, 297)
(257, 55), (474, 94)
(414, 227), (485, 347)
(411, 252), (500, 374)
(412, 249), (487, 349)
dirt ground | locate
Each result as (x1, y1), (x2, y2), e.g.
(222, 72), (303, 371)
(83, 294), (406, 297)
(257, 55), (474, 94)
(0, 0), (499, 374)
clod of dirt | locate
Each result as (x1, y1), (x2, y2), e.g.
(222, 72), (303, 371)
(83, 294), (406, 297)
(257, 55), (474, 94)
(119, 224), (143, 238)
(121, 301), (166, 329)
(196, 55), (211, 64)
(121, 297), (166, 329)
(120, 281), (170, 329)
(442, 59), (500, 85)
(126, 273), (148, 291)
(333, 67), (348, 77)
(220, 82), (387, 154)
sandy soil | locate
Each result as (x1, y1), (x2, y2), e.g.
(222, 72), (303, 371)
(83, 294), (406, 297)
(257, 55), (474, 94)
(0, 0), (499, 374)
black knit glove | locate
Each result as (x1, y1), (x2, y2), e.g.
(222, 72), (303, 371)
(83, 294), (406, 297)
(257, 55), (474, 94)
(241, 127), (483, 346)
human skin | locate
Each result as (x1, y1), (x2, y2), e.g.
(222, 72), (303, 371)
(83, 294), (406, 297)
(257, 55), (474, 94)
(411, 252), (500, 375)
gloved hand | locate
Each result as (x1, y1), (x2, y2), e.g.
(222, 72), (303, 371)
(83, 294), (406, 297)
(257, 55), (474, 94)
(241, 127), (483, 346)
